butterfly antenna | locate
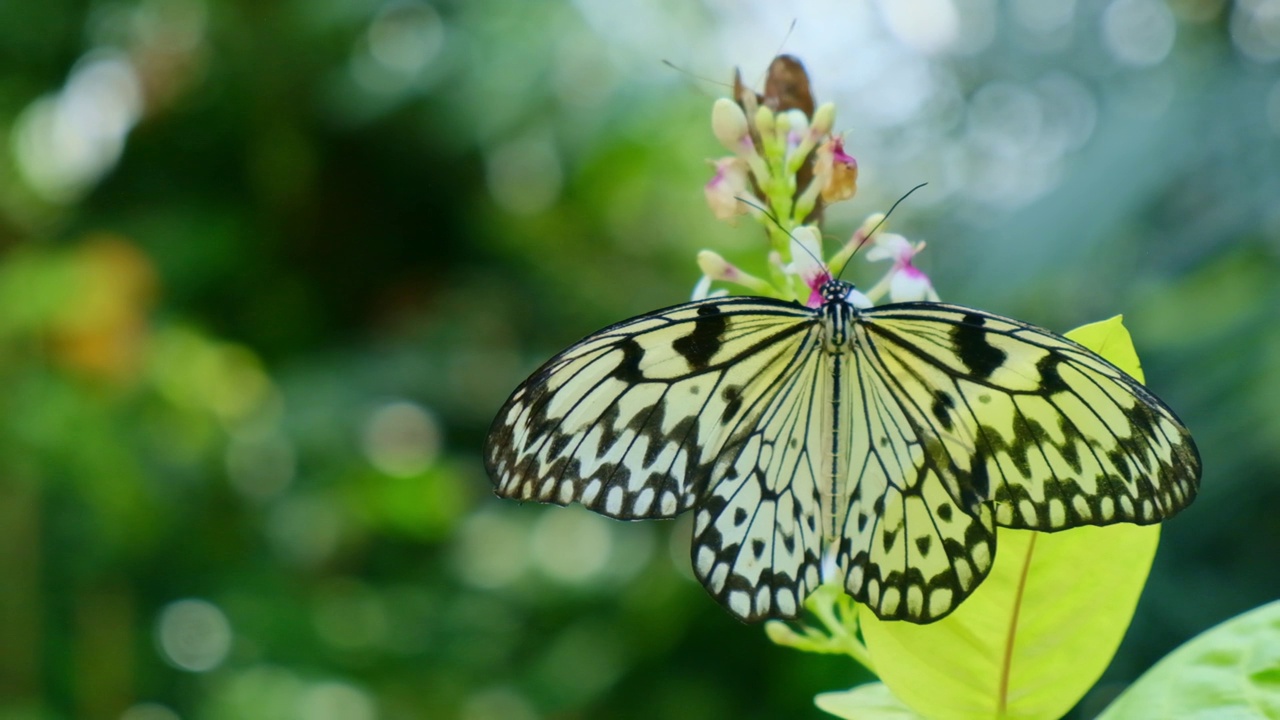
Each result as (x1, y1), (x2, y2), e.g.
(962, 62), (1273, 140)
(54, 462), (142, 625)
(748, 20), (801, 91)
(661, 59), (730, 91)
(760, 19), (798, 82)
(733, 195), (826, 270)
(832, 182), (928, 281)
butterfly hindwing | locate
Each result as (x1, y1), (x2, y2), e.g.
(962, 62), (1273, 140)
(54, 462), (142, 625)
(692, 319), (828, 620)
(836, 337), (997, 621)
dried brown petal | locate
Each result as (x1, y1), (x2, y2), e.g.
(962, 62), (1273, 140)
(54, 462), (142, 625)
(763, 55), (814, 116)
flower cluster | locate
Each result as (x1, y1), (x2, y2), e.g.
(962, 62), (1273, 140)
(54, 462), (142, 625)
(697, 55), (936, 308)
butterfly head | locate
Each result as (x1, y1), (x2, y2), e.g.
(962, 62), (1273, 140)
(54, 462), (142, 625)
(820, 279), (873, 310)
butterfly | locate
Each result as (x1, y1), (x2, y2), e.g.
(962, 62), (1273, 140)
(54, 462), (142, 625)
(483, 277), (1201, 623)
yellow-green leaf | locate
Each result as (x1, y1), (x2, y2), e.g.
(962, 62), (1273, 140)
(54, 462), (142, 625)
(858, 315), (1161, 720)
(816, 682), (926, 720)
(1063, 315), (1144, 383)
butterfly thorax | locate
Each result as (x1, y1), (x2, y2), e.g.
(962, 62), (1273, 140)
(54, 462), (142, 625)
(819, 279), (858, 353)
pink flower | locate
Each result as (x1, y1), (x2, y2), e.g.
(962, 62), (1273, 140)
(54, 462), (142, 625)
(704, 157), (751, 221)
(814, 136), (858, 203)
(865, 233), (939, 303)
(781, 226), (831, 307)
(693, 250), (772, 299)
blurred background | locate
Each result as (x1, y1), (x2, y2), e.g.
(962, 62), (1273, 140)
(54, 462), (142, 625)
(0, 0), (1277, 718)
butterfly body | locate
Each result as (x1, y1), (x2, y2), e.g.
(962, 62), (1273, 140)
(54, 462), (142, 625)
(485, 280), (1200, 623)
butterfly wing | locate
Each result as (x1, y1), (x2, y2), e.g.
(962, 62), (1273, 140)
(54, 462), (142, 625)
(484, 296), (830, 620)
(838, 337), (998, 622)
(836, 303), (1201, 622)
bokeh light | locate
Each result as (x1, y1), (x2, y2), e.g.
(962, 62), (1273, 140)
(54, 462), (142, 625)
(453, 509), (532, 589)
(1231, 0), (1280, 62)
(12, 51), (142, 203)
(155, 599), (233, 673)
(531, 506), (614, 583)
(350, 0), (446, 96)
(361, 400), (442, 477)
(1102, 0), (1177, 67)
(296, 681), (378, 720)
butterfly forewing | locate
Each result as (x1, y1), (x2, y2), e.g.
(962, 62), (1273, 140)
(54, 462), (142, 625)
(486, 297), (817, 518)
(485, 284), (1201, 624)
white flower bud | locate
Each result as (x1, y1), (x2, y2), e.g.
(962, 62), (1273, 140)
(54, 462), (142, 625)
(712, 98), (750, 153)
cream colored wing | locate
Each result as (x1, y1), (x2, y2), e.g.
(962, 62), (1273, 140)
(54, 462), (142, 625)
(834, 303), (1199, 622)
(484, 296), (830, 620)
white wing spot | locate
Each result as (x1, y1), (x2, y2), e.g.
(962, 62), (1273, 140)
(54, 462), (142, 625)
(805, 565), (821, 587)
(971, 541), (991, 570)
(558, 481), (575, 504)
(660, 491), (678, 515)
(905, 585), (923, 616)
(582, 479), (602, 505)
(710, 564), (729, 592)
(695, 511), (711, 533)
(929, 588), (953, 618)
(1048, 498), (1066, 527)
(996, 503), (1014, 525)
(848, 564), (864, 590)
(1072, 494), (1090, 519)
(633, 487), (654, 515)
(777, 588), (796, 616)
(954, 557), (974, 590)
(696, 547), (715, 574)
(755, 587), (771, 615)
(880, 586), (900, 615)
(605, 486), (623, 515)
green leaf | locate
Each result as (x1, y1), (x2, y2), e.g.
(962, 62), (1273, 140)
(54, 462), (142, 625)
(766, 583), (871, 664)
(816, 682), (926, 720)
(857, 316), (1160, 720)
(1098, 600), (1280, 719)
(1063, 315), (1145, 383)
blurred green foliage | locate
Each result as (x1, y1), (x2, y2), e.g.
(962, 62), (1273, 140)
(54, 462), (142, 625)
(0, 1), (1276, 719)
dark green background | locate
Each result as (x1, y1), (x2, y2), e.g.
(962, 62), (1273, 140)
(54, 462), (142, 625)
(1, 1), (1277, 718)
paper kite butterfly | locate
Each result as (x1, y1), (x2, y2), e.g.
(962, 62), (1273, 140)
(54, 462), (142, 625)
(484, 277), (1201, 622)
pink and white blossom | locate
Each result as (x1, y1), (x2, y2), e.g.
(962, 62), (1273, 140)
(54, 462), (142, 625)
(865, 233), (939, 303)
